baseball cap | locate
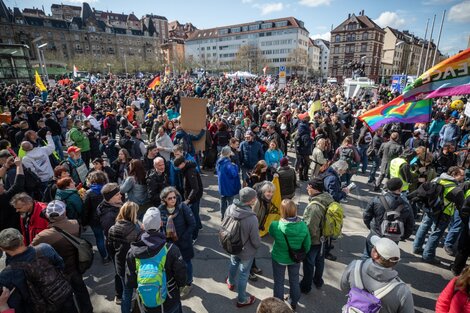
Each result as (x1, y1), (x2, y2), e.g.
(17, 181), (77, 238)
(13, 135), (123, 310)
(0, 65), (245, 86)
(67, 146), (81, 154)
(46, 200), (66, 218)
(370, 235), (401, 262)
(143, 207), (162, 231)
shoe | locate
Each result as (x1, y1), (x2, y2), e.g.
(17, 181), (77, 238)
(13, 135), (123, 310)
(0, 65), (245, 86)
(226, 277), (235, 291)
(114, 296), (122, 305)
(102, 256), (112, 265)
(285, 296), (297, 311)
(422, 257), (441, 265)
(251, 266), (263, 275)
(248, 273), (258, 281)
(325, 252), (337, 261)
(444, 246), (455, 256)
(373, 186), (381, 192)
(236, 295), (256, 308)
(180, 284), (193, 299)
(413, 248), (424, 255)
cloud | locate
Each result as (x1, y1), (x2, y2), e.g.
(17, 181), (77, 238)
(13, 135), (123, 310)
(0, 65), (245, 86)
(373, 11), (406, 28)
(254, 2), (284, 15)
(311, 31), (331, 41)
(299, 0), (331, 7)
(448, 1), (470, 22)
(241, 0), (253, 3)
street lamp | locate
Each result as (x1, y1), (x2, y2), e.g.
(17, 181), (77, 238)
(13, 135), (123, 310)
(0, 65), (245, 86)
(33, 38), (49, 82)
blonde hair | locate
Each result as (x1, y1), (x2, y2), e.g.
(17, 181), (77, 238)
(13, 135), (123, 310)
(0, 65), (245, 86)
(280, 199), (297, 219)
(116, 201), (139, 224)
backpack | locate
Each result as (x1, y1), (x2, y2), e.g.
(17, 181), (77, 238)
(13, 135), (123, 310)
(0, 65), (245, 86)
(53, 226), (94, 274)
(10, 249), (73, 313)
(310, 200), (344, 238)
(340, 147), (359, 173)
(408, 180), (453, 217)
(23, 166), (42, 199)
(219, 215), (244, 255)
(378, 196), (405, 242)
(136, 243), (172, 308)
(342, 260), (402, 313)
(65, 130), (73, 148)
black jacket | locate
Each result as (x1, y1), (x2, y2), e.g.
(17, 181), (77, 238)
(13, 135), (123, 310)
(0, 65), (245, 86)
(181, 161), (203, 203)
(0, 173), (24, 231)
(277, 165), (297, 198)
(363, 192), (415, 240)
(82, 187), (104, 227)
(146, 169), (169, 206)
(126, 231), (187, 312)
(108, 220), (142, 277)
(97, 200), (120, 237)
(45, 118), (62, 136)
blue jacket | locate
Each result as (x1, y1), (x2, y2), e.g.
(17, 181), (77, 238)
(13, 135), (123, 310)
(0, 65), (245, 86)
(240, 140), (263, 170)
(264, 149), (284, 168)
(0, 244), (64, 313)
(216, 157), (241, 197)
(323, 167), (346, 202)
(428, 119), (445, 136)
(439, 123), (460, 147)
(169, 153), (199, 195)
(173, 129), (205, 156)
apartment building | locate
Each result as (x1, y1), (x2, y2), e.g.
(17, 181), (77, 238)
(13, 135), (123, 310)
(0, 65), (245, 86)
(314, 39), (330, 81)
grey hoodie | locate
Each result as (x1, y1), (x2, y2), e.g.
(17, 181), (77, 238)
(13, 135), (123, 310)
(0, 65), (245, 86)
(340, 259), (414, 313)
(225, 199), (261, 260)
(22, 134), (55, 182)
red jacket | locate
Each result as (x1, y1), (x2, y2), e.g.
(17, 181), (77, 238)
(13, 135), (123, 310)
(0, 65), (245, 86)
(20, 201), (48, 245)
(436, 277), (470, 313)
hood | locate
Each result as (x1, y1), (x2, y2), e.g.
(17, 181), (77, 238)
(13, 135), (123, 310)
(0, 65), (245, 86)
(183, 160), (197, 172)
(364, 259), (398, 282)
(228, 199), (256, 220)
(56, 189), (78, 197)
(439, 173), (458, 183)
(278, 217), (303, 236)
(130, 231), (167, 259)
(90, 183), (103, 195)
(216, 157), (231, 169)
(309, 192), (334, 206)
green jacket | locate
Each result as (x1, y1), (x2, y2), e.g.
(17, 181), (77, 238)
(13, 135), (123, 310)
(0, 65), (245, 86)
(55, 188), (83, 222)
(69, 127), (90, 152)
(269, 218), (311, 265)
(303, 192), (334, 245)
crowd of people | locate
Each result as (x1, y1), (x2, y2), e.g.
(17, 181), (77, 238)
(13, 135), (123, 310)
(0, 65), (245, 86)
(0, 73), (469, 313)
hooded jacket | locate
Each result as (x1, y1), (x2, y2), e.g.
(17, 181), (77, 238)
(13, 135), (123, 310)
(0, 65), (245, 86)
(126, 231), (187, 313)
(225, 199), (261, 260)
(22, 134), (55, 183)
(97, 200), (121, 237)
(55, 188), (83, 222)
(341, 259), (414, 313)
(436, 277), (470, 313)
(303, 192), (335, 245)
(181, 161), (203, 203)
(323, 167), (346, 202)
(146, 169), (169, 206)
(439, 123), (460, 147)
(82, 184), (104, 226)
(20, 201), (49, 246)
(216, 157), (241, 197)
(378, 139), (403, 172)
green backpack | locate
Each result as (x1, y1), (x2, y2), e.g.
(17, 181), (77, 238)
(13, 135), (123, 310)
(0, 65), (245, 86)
(309, 201), (344, 238)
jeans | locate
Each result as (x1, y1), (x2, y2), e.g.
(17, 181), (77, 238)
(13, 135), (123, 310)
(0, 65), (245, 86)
(368, 155), (380, 183)
(413, 213), (450, 260)
(90, 224), (108, 259)
(300, 245), (324, 293)
(69, 271), (93, 313)
(429, 134), (440, 152)
(444, 209), (463, 250)
(52, 135), (64, 160)
(220, 195), (235, 220)
(272, 260), (301, 306)
(358, 144), (369, 174)
(341, 173), (352, 186)
(120, 276), (133, 313)
(185, 259), (193, 285)
(228, 255), (254, 303)
(189, 200), (201, 240)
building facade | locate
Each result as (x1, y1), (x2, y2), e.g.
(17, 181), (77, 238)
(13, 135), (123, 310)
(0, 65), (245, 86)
(308, 38), (320, 79)
(328, 11), (384, 83)
(185, 17), (311, 75)
(314, 39), (330, 81)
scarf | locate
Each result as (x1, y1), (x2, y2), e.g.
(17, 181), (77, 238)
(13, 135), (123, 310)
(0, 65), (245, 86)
(166, 207), (179, 242)
(89, 183), (103, 195)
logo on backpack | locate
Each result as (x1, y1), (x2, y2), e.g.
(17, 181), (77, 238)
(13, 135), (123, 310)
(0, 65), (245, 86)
(136, 244), (172, 308)
(310, 200), (344, 238)
(219, 215), (244, 255)
(378, 196), (405, 242)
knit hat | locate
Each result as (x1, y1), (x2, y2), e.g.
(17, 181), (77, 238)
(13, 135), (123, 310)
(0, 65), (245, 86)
(386, 178), (403, 192)
(220, 146), (233, 157)
(280, 157), (289, 167)
(143, 207), (162, 231)
(45, 200), (66, 218)
(102, 186), (121, 201)
(371, 235), (401, 262)
(239, 187), (257, 204)
(307, 177), (324, 192)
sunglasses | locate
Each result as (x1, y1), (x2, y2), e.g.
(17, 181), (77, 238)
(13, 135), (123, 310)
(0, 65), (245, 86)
(166, 196), (177, 200)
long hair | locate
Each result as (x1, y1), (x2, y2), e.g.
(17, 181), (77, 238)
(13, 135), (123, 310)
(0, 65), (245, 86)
(456, 266), (470, 296)
(128, 159), (146, 185)
(116, 201), (139, 224)
(253, 160), (267, 177)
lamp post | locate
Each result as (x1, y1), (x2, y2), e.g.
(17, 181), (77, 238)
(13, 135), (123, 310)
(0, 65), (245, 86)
(37, 42), (49, 81)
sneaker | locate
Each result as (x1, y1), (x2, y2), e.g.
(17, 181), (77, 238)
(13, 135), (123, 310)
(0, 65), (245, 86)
(236, 295), (256, 308)
(248, 273), (258, 281)
(444, 246), (455, 256)
(422, 257), (441, 265)
(325, 252), (337, 261)
(251, 266), (263, 275)
(226, 277), (235, 291)
(413, 248), (424, 255)
(114, 296), (122, 305)
(102, 256), (112, 265)
(180, 285), (193, 299)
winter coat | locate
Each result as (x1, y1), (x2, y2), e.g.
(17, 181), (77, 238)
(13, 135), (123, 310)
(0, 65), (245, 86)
(82, 184), (104, 226)
(108, 220), (142, 277)
(100, 139), (119, 164)
(55, 188), (83, 222)
(436, 277), (470, 313)
(225, 199), (261, 260)
(303, 192), (334, 245)
(159, 201), (196, 260)
(269, 217), (311, 265)
(341, 259), (415, 313)
(239, 140), (263, 170)
(69, 127), (90, 152)
(323, 167), (347, 202)
(181, 161), (203, 203)
(216, 157), (241, 197)
(213, 130), (231, 147)
(97, 200), (120, 237)
(439, 123), (460, 147)
(120, 176), (149, 205)
(146, 169), (169, 206)
(363, 192), (415, 240)
(20, 201), (49, 246)
(295, 121), (313, 156)
(0, 173), (24, 231)
(126, 231), (187, 313)
(264, 149), (284, 168)
(277, 165), (297, 199)
(22, 134), (55, 182)
(155, 132), (174, 161)
(378, 139), (403, 173)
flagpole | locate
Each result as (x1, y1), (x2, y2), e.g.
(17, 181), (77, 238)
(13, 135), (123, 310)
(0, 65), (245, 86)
(423, 15), (436, 74)
(432, 10), (446, 67)
(417, 18), (429, 76)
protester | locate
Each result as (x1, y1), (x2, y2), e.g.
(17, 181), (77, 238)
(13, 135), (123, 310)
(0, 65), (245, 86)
(216, 146), (241, 220)
(277, 157), (297, 200)
(436, 266), (470, 312)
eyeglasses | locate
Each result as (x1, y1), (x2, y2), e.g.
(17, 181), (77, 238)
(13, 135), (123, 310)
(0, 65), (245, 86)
(166, 196), (177, 200)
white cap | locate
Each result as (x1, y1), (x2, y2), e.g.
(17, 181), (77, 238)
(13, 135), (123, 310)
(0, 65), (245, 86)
(370, 235), (401, 262)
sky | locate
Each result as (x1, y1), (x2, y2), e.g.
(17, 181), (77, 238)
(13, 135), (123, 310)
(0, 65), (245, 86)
(11, 0), (470, 55)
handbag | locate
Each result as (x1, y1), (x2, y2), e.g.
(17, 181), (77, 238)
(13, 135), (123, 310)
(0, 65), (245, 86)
(282, 231), (307, 263)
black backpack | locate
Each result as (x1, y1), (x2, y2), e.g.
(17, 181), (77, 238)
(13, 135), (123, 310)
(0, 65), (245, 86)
(408, 180), (452, 217)
(23, 166), (43, 199)
(10, 249), (73, 313)
(219, 215), (244, 255)
(53, 226), (94, 274)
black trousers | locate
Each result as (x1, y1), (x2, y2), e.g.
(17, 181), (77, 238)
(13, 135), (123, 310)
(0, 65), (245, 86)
(69, 270), (94, 313)
(453, 216), (470, 275)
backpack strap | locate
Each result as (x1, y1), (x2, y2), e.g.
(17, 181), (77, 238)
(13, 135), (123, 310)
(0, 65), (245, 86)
(353, 260), (365, 290)
(379, 196), (391, 212)
(374, 279), (402, 299)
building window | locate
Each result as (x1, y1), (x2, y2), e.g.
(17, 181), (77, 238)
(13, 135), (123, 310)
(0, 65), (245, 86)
(275, 21), (288, 27)
(231, 27), (241, 33)
(248, 24), (260, 31)
(361, 43), (367, 52)
(346, 34), (355, 42)
(362, 32), (368, 41)
(347, 23), (357, 30)
(335, 35), (340, 42)
(261, 23), (272, 29)
(219, 29), (229, 35)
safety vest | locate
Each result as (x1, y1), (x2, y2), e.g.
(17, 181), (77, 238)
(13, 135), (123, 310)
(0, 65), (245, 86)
(438, 178), (458, 216)
(389, 157), (409, 191)
(465, 189), (470, 200)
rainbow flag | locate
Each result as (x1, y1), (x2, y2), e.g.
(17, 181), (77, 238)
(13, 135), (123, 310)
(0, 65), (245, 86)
(146, 75), (160, 89)
(403, 47), (470, 102)
(35, 70), (46, 91)
(359, 95), (432, 132)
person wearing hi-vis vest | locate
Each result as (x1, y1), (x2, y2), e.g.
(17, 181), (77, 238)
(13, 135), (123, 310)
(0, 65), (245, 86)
(413, 166), (465, 265)
(388, 150), (415, 197)
(451, 182), (470, 275)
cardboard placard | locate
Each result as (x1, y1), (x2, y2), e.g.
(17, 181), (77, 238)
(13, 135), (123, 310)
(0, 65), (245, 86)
(180, 97), (207, 153)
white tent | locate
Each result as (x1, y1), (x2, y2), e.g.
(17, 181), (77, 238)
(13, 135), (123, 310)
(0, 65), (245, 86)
(226, 71), (257, 78)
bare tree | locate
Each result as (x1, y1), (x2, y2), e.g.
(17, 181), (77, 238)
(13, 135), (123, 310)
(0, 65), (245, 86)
(234, 45), (265, 73)
(288, 48), (308, 76)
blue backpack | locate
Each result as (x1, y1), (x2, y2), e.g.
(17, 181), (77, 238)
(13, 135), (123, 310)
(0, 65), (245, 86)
(342, 260), (402, 313)
(136, 244), (173, 308)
